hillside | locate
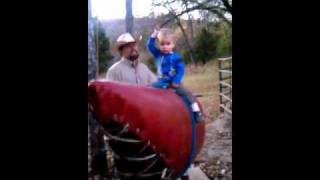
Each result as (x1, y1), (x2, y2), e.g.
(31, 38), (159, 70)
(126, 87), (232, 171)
(99, 17), (203, 45)
(100, 17), (158, 44)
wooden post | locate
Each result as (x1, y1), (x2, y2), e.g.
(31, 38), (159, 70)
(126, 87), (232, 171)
(218, 60), (223, 113)
(95, 19), (99, 78)
(125, 0), (133, 34)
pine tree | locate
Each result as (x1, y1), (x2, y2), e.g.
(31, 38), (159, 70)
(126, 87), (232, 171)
(94, 21), (113, 74)
(193, 28), (218, 64)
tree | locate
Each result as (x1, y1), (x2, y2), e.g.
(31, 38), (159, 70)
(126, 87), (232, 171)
(193, 28), (218, 64)
(152, 0), (232, 64)
(94, 21), (113, 74)
(215, 21), (232, 57)
(153, 0), (232, 26)
(125, 0), (134, 33)
(182, 0), (194, 41)
(88, 1), (97, 81)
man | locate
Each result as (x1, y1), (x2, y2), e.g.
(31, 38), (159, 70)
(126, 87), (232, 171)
(89, 33), (156, 178)
(106, 33), (157, 85)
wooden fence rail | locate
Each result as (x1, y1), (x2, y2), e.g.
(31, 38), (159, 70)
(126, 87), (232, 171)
(218, 57), (232, 114)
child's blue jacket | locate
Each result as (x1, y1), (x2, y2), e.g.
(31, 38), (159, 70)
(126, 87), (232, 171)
(147, 37), (185, 85)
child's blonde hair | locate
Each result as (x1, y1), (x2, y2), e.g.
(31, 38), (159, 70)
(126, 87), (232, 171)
(157, 28), (176, 43)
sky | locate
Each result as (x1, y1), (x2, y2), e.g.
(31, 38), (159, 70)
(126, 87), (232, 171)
(91, 0), (200, 20)
(92, 0), (159, 20)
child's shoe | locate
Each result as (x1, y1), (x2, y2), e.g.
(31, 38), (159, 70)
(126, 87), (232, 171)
(191, 102), (203, 122)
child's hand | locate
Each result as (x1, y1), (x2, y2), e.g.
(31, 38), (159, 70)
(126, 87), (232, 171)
(151, 26), (160, 38)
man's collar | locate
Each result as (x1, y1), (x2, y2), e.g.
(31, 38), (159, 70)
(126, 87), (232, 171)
(121, 57), (138, 68)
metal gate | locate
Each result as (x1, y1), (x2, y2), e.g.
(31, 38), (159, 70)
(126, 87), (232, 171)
(218, 57), (232, 115)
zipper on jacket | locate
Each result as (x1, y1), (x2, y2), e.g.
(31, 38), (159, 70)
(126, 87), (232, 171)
(157, 56), (164, 78)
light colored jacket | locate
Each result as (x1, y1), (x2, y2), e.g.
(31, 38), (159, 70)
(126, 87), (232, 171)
(106, 58), (157, 85)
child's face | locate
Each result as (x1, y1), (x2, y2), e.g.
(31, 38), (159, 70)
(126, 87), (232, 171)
(158, 37), (175, 54)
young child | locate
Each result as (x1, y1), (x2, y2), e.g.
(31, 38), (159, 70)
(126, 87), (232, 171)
(147, 27), (202, 121)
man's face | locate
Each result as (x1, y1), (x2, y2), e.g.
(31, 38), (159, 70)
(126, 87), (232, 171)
(121, 43), (139, 61)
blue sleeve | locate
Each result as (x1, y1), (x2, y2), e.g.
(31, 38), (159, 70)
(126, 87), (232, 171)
(172, 54), (185, 85)
(146, 37), (161, 58)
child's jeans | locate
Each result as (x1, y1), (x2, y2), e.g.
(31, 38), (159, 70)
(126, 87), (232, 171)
(151, 78), (197, 106)
(151, 78), (171, 89)
(152, 78), (202, 122)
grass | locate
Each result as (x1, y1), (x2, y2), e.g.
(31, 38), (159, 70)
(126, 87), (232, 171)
(184, 60), (220, 122)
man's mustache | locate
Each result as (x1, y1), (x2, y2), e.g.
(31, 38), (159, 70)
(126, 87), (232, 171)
(129, 49), (139, 60)
(130, 48), (138, 55)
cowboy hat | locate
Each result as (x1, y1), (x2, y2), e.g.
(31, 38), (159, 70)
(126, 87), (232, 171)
(113, 33), (136, 53)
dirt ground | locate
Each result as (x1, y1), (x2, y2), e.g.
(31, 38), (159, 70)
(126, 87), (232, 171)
(195, 113), (232, 180)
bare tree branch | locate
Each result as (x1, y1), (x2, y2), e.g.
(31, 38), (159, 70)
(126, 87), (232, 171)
(165, 5), (195, 64)
(188, 0), (231, 23)
(182, 0), (195, 41)
(160, 3), (231, 27)
(220, 0), (232, 14)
